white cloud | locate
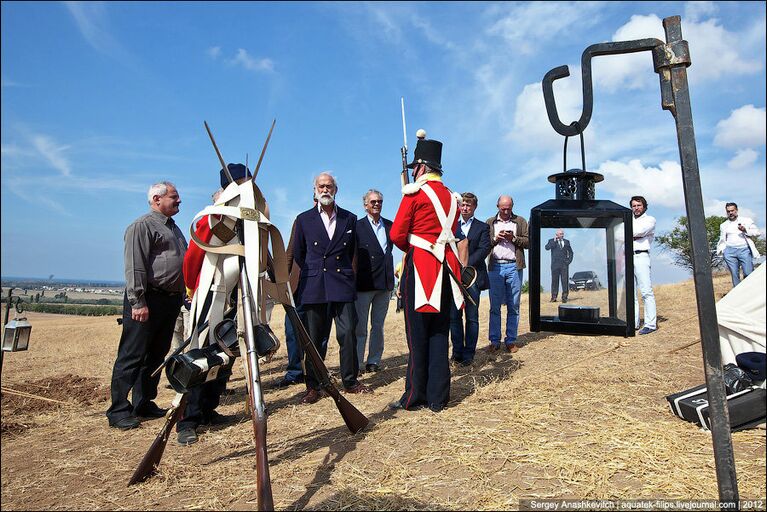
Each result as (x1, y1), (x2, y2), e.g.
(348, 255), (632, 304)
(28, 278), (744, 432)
(684, 1), (718, 23)
(714, 105), (767, 149)
(705, 198), (759, 223)
(593, 12), (762, 91)
(207, 46), (222, 59)
(32, 135), (72, 177)
(727, 148), (759, 170)
(228, 49), (274, 73)
(488, 2), (603, 55)
(597, 159), (685, 209)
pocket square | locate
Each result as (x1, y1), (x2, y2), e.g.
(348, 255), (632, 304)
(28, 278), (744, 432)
(346, 229), (352, 233)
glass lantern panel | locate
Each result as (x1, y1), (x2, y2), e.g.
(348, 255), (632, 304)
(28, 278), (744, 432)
(538, 217), (628, 324)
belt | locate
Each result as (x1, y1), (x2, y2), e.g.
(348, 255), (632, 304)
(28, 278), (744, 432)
(492, 259), (516, 264)
(148, 286), (182, 296)
(634, 250), (649, 254)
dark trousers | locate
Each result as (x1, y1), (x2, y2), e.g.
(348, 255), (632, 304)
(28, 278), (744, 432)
(449, 284), (480, 363)
(283, 303), (330, 382)
(106, 291), (181, 423)
(301, 302), (359, 390)
(177, 371), (231, 430)
(551, 265), (569, 300)
(400, 255), (451, 410)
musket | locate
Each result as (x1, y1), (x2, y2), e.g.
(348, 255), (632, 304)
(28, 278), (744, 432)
(400, 97), (409, 189)
(128, 393), (187, 486)
(204, 121), (274, 510)
(264, 253), (369, 434)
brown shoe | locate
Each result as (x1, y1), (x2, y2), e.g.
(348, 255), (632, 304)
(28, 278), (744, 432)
(344, 383), (373, 394)
(505, 344), (519, 354)
(300, 388), (322, 404)
(485, 344), (500, 353)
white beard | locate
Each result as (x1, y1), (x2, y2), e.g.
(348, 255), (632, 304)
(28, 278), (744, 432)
(316, 192), (335, 206)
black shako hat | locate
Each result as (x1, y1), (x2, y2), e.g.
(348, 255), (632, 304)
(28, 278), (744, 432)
(407, 138), (443, 171)
(736, 351), (767, 381)
(220, 163), (252, 188)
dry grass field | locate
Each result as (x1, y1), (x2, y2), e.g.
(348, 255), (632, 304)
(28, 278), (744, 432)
(1, 273), (765, 510)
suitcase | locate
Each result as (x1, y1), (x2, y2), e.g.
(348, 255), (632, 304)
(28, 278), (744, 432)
(666, 384), (767, 432)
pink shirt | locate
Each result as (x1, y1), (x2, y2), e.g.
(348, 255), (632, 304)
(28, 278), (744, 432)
(319, 204), (337, 239)
(491, 217), (517, 261)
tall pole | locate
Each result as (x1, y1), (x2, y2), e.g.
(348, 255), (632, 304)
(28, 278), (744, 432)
(661, 16), (738, 503)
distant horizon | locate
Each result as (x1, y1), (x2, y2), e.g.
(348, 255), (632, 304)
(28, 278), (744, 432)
(1, 275), (126, 286)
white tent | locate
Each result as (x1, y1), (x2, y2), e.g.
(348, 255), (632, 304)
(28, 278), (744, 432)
(717, 264), (766, 368)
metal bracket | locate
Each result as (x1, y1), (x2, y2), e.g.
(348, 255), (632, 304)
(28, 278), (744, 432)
(240, 207), (260, 222)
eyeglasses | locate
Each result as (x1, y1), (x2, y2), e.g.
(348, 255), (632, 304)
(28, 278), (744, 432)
(368, 200), (383, 204)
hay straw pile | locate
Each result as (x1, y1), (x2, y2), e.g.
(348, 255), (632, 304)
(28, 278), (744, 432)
(1, 273), (765, 510)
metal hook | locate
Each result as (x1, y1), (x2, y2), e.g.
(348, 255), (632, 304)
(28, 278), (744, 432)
(562, 122), (586, 172)
(542, 39), (664, 137)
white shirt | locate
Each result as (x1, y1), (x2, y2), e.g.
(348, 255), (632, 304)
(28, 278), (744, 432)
(459, 216), (474, 238)
(491, 217), (517, 261)
(632, 212), (656, 252)
(318, 204), (337, 239)
(719, 217), (760, 249)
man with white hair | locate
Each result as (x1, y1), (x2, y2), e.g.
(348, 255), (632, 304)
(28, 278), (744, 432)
(292, 172), (372, 405)
(355, 189), (394, 374)
(106, 181), (187, 430)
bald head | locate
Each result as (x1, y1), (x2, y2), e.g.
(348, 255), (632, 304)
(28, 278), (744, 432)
(497, 195), (513, 221)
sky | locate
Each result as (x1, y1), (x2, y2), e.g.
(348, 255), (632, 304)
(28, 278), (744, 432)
(2, 1), (765, 286)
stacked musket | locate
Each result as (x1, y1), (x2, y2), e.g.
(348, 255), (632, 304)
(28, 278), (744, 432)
(128, 121), (369, 511)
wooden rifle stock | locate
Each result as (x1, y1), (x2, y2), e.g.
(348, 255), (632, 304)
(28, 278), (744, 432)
(128, 394), (187, 486)
(284, 305), (369, 434)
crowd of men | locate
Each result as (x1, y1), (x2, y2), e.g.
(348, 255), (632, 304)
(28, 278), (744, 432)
(105, 135), (761, 441)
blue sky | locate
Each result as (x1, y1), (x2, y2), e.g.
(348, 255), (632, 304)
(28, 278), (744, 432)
(2, 1), (765, 285)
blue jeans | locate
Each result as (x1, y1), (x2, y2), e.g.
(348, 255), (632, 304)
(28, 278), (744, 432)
(633, 252), (657, 330)
(355, 289), (391, 366)
(723, 246), (754, 287)
(488, 262), (522, 347)
(450, 284), (480, 361)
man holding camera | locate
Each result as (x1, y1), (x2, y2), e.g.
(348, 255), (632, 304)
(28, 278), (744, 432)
(717, 202), (761, 287)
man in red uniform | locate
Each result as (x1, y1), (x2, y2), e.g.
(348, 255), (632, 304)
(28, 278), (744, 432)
(389, 137), (463, 413)
(176, 163), (250, 445)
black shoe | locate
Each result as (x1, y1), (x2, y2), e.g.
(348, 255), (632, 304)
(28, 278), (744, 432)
(177, 428), (198, 445)
(110, 416), (140, 430)
(365, 363), (380, 373)
(428, 403), (444, 413)
(135, 403), (168, 419)
(203, 411), (236, 426)
(460, 359), (474, 367)
(273, 377), (303, 389)
(388, 399), (405, 410)
(550, 297), (557, 302)
(562, 297), (568, 303)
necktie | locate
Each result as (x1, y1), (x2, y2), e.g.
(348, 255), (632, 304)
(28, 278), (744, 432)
(559, 240), (563, 249)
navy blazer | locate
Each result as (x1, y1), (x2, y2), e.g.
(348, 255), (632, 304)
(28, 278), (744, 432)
(294, 206), (357, 304)
(544, 238), (573, 268)
(355, 216), (394, 292)
(456, 218), (491, 291)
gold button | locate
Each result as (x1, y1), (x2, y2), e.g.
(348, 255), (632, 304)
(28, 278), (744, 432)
(314, 241), (318, 246)
(323, 268), (327, 272)
(336, 256), (340, 260)
(336, 269), (341, 272)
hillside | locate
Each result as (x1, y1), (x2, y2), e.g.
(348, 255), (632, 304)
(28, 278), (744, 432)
(1, 273), (764, 510)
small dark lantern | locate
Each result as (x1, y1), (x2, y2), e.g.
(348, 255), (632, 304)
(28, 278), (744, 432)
(529, 133), (635, 337)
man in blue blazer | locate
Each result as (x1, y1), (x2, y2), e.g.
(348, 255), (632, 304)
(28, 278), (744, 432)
(355, 189), (395, 373)
(450, 192), (491, 366)
(293, 172), (372, 404)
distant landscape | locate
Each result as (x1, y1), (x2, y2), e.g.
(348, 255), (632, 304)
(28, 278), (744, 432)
(2, 277), (124, 316)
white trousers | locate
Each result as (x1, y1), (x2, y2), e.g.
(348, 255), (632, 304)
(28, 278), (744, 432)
(633, 252), (656, 330)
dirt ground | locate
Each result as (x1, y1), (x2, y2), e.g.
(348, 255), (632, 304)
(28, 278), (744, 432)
(1, 274), (765, 510)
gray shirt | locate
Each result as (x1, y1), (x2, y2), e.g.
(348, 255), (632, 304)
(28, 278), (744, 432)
(124, 210), (187, 308)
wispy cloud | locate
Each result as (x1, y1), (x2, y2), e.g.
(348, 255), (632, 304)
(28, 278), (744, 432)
(63, 1), (131, 62)
(227, 49), (274, 73)
(207, 46), (222, 59)
(31, 135), (73, 177)
(1, 76), (26, 88)
(727, 148), (759, 170)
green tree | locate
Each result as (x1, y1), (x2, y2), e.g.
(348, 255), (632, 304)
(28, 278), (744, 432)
(656, 215), (765, 271)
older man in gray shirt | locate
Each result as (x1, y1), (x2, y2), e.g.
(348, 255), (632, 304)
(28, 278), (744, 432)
(106, 181), (187, 430)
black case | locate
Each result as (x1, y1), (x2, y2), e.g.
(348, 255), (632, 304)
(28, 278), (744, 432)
(666, 384), (766, 432)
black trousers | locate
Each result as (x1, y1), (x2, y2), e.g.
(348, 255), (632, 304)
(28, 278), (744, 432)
(106, 291), (181, 423)
(301, 302), (359, 390)
(399, 254), (451, 410)
(177, 371), (231, 430)
(551, 265), (569, 300)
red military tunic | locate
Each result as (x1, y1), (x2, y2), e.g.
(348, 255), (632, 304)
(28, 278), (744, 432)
(182, 216), (214, 296)
(390, 175), (463, 313)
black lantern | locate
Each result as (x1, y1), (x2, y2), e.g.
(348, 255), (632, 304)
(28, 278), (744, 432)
(529, 134), (635, 337)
